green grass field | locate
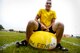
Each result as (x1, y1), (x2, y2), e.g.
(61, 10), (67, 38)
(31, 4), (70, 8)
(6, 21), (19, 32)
(0, 31), (80, 53)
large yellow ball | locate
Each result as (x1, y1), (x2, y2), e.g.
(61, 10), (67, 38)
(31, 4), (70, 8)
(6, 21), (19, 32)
(29, 31), (57, 49)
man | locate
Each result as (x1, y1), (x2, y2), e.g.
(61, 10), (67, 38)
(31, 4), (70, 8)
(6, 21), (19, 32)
(16, 0), (68, 51)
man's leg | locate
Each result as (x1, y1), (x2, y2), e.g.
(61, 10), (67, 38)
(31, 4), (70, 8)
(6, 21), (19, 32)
(26, 20), (38, 42)
(16, 20), (38, 47)
(52, 22), (64, 43)
(52, 22), (68, 51)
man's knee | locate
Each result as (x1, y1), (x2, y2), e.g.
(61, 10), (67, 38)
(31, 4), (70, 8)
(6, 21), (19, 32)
(27, 20), (38, 30)
(57, 22), (64, 29)
(28, 20), (38, 25)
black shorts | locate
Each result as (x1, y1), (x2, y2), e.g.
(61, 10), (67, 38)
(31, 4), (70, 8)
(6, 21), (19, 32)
(34, 23), (56, 34)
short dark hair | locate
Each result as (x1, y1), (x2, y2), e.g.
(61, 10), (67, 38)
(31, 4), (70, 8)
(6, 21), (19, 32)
(46, 0), (52, 5)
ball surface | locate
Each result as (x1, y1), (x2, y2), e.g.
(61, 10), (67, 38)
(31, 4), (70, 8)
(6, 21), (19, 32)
(29, 31), (57, 49)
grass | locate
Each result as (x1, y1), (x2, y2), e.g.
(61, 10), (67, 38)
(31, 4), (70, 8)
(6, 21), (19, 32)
(62, 37), (80, 44)
(0, 31), (25, 46)
(0, 31), (80, 53)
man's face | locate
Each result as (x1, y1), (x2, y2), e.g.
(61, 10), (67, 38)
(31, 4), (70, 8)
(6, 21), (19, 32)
(45, 2), (51, 11)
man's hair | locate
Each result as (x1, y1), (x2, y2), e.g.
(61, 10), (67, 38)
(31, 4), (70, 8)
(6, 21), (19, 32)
(46, 0), (52, 5)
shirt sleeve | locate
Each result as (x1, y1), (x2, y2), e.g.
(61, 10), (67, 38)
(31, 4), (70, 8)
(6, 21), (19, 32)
(37, 9), (42, 17)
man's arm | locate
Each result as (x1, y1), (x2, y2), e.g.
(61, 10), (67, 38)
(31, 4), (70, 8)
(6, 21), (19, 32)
(35, 15), (47, 30)
(35, 15), (40, 22)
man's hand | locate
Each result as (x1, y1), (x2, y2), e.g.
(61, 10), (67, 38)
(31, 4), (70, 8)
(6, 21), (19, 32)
(40, 23), (49, 31)
(41, 23), (47, 30)
(35, 15), (49, 31)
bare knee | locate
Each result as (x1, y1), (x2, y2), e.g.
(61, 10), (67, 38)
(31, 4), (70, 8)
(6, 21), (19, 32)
(26, 20), (38, 41)
(57, 22), (64, 29)
(27, 20), (38, 30)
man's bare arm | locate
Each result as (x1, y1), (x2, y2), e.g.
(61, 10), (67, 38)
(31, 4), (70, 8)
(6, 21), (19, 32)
(35, 15), (47, 30)
(35, 15), (40, 22)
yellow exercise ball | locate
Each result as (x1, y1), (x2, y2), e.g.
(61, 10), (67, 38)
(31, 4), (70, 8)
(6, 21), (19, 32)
(29, 31), (57, 49)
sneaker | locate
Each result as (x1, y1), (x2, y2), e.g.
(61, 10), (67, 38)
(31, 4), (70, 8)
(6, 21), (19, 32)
(16, 40), (28, 47)
(16, 42), (20, 47)
(21, 40), (28, 46)
(56, 43), (68, 51)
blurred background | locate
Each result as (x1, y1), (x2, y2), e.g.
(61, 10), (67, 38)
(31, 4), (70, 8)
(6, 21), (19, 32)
(0, 0), (80, 36)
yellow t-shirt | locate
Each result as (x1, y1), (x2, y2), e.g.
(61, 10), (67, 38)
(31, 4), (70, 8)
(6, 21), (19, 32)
(37, 9), (56, 27)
